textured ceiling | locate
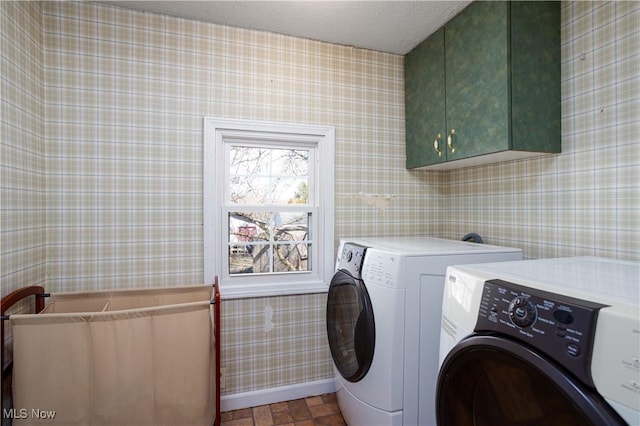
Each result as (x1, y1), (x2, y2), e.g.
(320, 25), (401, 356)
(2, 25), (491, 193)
(93, 1), (473, 55)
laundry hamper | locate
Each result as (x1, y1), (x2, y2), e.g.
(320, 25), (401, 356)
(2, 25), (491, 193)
(1, 282), (221, 426)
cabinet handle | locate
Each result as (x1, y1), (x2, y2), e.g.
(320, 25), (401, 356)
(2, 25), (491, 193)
(433, 134), (442, 157)
(447, 128), (456, 153)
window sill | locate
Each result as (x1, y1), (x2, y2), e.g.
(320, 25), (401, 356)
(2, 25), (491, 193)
(219, 280), (329, 299)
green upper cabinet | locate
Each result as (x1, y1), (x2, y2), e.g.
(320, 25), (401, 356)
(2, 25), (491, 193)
(405, 1), (561, 170)
(405, 29), (446, 168)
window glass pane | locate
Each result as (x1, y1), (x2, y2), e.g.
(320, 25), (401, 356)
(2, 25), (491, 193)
(229, 246), (253, 274)
(274, 178), (309, 204)
(229, 244), (269, 274)
(228, 211), (311, 276)
(230, 176), (269, 204)
(229, 146), (309, 205)
(229, 212), (270, 243)
(274, 243), (310, 272)
(249, 245), (271, 273)
(229, 146), (271, 175)
(274, 212), (310, 241)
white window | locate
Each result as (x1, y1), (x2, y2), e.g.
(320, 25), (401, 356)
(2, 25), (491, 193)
(203, 117), (335, 298)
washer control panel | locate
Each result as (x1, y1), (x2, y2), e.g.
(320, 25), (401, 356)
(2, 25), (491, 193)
(361, 250), (401, 288)
(337, 243), (367, 279)
(476, 279), (607, 387)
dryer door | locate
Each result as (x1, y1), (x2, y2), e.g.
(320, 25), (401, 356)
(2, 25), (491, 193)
(326, 269), (375, 382)
(436, 334), (626, 426)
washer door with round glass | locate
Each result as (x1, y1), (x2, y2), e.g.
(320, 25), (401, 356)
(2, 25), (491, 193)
(436, 335), (626, 426)
(326, 269), (375, 383)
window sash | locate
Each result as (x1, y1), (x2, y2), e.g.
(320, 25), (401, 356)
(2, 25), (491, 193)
(223, 206), (318, 277)
(224, 142), (316, 206)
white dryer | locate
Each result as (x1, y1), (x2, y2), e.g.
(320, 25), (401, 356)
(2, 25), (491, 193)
(438, 257), (640, 426)
(326, 236), (522, 426)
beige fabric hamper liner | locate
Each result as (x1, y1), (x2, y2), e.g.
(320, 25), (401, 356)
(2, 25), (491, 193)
(10, 285), (216, 426)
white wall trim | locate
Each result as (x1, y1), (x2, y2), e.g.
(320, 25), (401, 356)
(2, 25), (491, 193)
(220, 379), (336, 412)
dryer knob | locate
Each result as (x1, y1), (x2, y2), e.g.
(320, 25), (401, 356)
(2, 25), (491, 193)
(508, 296), (537, 328)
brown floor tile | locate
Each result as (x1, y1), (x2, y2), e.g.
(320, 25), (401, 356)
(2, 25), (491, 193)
(221, 407), (253, 425)
(253, 405), (274, 426)
(270, 401), (290, 413)
(272, 410), (294, 425)
(221, 417), (255, 426)
(308, 402), (340, 418)
(292, 421), (315, 426)
(288, 399), (312, 421)
(232, 407), (254, 419)
(305, 396), (324, 407)
(221, 393), (345, 426)
(313, 414), (346, 426)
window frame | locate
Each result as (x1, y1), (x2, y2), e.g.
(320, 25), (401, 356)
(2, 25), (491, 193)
(203, 117), (335, 298)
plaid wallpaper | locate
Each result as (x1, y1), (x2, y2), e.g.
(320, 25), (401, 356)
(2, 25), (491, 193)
(1, 0), (639, 398)
(222, 294), (330, 394)
(40, 1), (438, 294)
(445, 1), (639, 261)
(1, 1), (46, 302)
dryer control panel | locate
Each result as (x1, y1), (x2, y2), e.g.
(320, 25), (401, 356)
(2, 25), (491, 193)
(337, 243), (367, 279)
(476, 279), (607, 387)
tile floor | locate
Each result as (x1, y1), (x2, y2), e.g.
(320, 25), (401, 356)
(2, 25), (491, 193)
(220, 393), (346, 426)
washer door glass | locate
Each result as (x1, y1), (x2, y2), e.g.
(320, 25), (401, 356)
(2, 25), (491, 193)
(436, 335), (627, 426)
(326, 269), (375, 382)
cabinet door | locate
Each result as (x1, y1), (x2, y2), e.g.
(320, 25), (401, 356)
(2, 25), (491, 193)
(510, 1), (561, 153)
(445, 1), (510, 161)
(405, 28), (446, 168)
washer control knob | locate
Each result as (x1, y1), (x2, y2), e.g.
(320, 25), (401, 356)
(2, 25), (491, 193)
(508, 296), (537, 328)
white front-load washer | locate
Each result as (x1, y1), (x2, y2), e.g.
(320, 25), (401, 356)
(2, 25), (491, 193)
(326, 236), (522, 426)
(438, 257), (640, 426)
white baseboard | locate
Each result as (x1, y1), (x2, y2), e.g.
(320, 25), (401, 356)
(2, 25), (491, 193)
(220, 378), (336, 412)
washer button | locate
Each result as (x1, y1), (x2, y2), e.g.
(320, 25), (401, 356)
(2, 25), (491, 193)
(567, 343), (581, 357)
